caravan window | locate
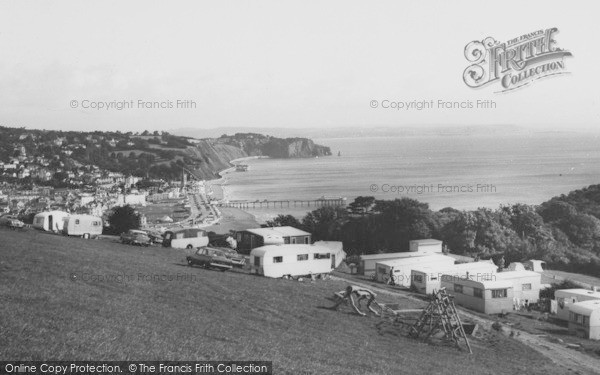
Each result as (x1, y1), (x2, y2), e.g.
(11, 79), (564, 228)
(314, 253), (330, 259)
(75, 219), (80, 225)
(522, 283), (532, 290)
(474, 288), (483, 298)
(304, 237), (309, 244)
(273, 256), (283, 263)
(254, 256), (260, 266)
(453, 284), (463, 294)
(413, 275), (423, 283)
(297, 254), (308, 261)
(491, 289), (507, 299)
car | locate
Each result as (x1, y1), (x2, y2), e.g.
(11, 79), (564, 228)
(145, 230), (164, 245)
(186, 247), (233, 271)
(7, 218), (25, 230)
(212, 246), (246, 268)
(120, 229), (152, 246)
(0, 214), (20, 227)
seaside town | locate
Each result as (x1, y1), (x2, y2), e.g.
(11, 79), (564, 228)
(0, 134), (221, 231)
(2, 126), (600, 374)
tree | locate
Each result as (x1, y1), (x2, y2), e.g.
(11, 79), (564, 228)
(302, 206), (347, 241)
(265, 214), (303, 229)
(107, 205), (140, 234)
(348, 196), (376, 215)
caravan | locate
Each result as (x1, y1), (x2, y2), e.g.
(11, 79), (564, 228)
(33, 211), (70, 232)
(62, 214), (103, 238)
(250, 244), (336, 278)
(162, 228), (209, 249)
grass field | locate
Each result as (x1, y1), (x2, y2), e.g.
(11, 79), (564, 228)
(0, 227), (570, 374)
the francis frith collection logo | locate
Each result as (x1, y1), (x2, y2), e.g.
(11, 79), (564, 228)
(463, 28), (572, 93)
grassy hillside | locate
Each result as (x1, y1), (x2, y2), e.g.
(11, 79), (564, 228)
(0, 228), (564, 374)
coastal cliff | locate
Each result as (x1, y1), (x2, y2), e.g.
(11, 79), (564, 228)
(185, 135), (331, 178)
(213, 133), (331, 159)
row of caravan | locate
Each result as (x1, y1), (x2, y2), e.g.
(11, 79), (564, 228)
(33, 210), (103, 238)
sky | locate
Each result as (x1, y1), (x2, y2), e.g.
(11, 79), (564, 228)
(0, 0), (598, 133)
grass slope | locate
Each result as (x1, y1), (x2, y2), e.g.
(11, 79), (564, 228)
(0, 228), (563, 374)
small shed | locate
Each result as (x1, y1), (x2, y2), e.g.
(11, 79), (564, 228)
(568, 300), (600, 340)
(409, 239), (443, 254)
(237, 226), (311, 253)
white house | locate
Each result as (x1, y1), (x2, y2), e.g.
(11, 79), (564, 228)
(555, 289), (600, 321)
(568, 300), (600, 340)
(116, 193), (147, 207)
(250, 244), (337, 278)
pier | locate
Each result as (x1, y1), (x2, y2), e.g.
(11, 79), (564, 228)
(218, 197), (346, 209)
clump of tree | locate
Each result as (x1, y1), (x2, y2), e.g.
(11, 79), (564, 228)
(106, 205), (140, 235)
(291, 185), (600, 278)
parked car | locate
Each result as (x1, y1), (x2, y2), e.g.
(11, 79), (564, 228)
(213, 246), (246, 268)
(145, 230), (164, 245)
(0, 214), (20, 227)
(120, 230), (152, 246)
(186, 247), (233, 271)
(7, 218), (25, 230)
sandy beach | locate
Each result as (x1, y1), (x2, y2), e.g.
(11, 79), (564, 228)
(201, 156), (267, 234)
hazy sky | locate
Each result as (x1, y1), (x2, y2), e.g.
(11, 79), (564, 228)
(0, 1), (598, 132)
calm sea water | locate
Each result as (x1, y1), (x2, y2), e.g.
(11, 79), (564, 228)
(221, 133), (600, 222)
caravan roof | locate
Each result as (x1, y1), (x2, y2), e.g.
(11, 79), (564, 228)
(410, 239), (443, 245)
(415, 260), (496, 274)
(555, 289), (600, 299)
(569, 300), (600, 315)
(495, 270), (542, 280)
(245, 226), (310, 237)
(377, 254), (452, 267)
(360, 252), (427, 261)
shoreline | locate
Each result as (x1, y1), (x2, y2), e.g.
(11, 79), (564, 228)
(202, 156), (269, 231)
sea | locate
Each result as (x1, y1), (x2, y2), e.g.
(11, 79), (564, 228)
(220, 132), (600, 223)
